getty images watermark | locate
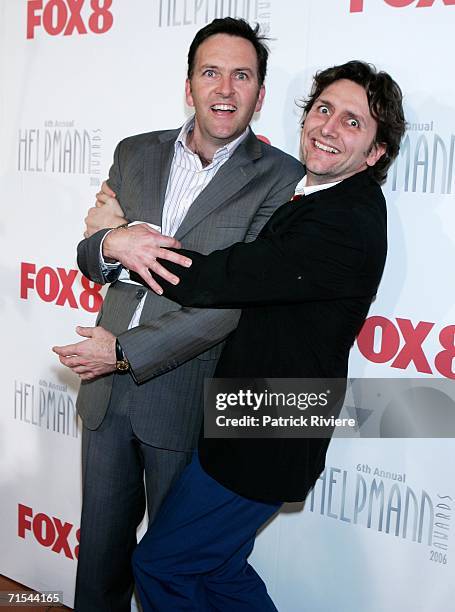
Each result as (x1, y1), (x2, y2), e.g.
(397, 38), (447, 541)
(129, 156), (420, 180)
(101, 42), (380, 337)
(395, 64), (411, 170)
(204, 378), (455, 439)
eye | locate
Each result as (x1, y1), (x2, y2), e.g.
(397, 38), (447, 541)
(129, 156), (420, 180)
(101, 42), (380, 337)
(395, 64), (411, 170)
(203, 69), (217, 78)
(347, 118), (360, 128)
(318, 105), (330, 115)
(235, 71), (248, 80)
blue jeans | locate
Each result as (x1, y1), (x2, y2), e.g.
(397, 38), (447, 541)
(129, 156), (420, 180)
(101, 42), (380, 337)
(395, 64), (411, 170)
(133, 452), (281, 611)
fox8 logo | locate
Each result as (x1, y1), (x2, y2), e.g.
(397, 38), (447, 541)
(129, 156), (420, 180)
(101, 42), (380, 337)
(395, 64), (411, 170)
(350, 0), (455, 11)
(27, 0), (114, 39)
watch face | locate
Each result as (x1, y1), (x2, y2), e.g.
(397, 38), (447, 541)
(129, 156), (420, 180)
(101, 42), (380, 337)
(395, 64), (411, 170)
(116, 360), (130, 372)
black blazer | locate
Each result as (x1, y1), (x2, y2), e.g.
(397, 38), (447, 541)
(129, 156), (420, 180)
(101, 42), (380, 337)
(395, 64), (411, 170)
(132, 170), (387, 502)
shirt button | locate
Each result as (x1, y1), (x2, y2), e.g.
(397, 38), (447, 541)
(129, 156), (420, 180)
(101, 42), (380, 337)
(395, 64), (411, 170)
(136, 289), (145, 299)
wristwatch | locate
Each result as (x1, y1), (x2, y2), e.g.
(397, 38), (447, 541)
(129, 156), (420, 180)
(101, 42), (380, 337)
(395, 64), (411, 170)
(115, 339), (130, 372)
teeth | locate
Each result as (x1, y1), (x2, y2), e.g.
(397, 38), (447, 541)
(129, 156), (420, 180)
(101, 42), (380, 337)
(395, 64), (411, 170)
(211, 104), (236, 111)
(314, 140), (339, 154)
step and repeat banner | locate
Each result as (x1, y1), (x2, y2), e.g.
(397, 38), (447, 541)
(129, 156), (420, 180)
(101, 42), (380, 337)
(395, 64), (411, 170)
(1, 1), (454, 610)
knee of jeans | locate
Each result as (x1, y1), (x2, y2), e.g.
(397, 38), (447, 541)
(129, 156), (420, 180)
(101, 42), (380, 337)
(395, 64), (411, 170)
(133, 537), (183, 581)
(132, 538), (164, 577)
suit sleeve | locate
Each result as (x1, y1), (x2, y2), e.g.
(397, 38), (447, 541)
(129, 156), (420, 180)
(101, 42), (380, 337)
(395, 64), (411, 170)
(131, 208), (375, 309)
(77, 141), (124, 285)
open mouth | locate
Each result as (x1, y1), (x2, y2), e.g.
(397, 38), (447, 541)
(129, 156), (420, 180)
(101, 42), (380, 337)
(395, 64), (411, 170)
(211, 104), (237, 115)
(313, 139), (340, 154)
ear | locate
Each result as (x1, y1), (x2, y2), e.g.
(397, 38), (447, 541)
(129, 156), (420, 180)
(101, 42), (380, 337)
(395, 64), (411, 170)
(254, 85), (266, 113)
(185, 79), (194, 108)
(366, 142), (386, 167)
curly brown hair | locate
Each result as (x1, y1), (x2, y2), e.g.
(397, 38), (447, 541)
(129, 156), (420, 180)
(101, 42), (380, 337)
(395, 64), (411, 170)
(301, 61), (406, 184)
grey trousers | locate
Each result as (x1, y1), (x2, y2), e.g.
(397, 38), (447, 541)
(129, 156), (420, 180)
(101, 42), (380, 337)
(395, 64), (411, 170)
(74, 374), (193, 612)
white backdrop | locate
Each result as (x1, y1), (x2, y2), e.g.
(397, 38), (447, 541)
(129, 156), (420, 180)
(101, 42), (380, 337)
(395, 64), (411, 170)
(1, 1), (454, 610)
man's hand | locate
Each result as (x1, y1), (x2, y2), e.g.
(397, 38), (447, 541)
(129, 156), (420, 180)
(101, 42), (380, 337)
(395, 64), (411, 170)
(84, 181), (125, 238)
(103, 224), (192, 294)
(53, 326), (117, 381)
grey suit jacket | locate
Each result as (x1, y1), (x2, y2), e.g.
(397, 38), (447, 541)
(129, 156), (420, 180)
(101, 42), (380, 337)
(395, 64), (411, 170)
(76, 126), (304, 450)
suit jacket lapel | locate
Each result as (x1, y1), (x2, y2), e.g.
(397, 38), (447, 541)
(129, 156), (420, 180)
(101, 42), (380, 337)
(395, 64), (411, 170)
(175, 130), (262, 240)
(141, 129), (178, 226)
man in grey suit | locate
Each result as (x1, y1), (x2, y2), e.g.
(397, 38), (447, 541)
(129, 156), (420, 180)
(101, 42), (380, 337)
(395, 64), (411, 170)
(53, 17), (303, 611)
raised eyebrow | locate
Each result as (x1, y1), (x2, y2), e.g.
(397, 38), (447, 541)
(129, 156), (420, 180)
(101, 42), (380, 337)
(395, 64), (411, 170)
(315, 98), (333, 110)
(199, 65), (254, 74)
(234, 67), (254, 73)
(345, 110), (366, 126)
(316, 98), (366, 125)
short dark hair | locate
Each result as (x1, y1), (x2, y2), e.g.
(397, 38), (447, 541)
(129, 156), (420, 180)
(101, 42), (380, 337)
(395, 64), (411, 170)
(187, 18), (269, 87)
(301, 60), (406, 184)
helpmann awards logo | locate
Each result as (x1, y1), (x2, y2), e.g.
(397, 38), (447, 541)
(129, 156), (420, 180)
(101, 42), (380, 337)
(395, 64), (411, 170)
(17, 121), (102, 187)
(14, 378), (79, 438)
(307, 463), (452, 565)
(156, 0), (273, 34)
(388, 122), (455, 195)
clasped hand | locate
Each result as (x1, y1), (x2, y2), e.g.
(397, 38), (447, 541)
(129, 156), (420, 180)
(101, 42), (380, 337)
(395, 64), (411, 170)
(53, 326), (117, 381)
(103, 223), (192, 295)
(84, 181), (126, 238)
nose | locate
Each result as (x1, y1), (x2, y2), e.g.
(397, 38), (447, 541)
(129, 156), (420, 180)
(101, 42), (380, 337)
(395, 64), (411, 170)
(216, 75), (234, 98)
(320, 114), (339, 138)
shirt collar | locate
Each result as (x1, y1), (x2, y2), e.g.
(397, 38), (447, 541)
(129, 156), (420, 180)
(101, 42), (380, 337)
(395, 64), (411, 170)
(294, 174), (341, 197)
(176, 115), (249, 163)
